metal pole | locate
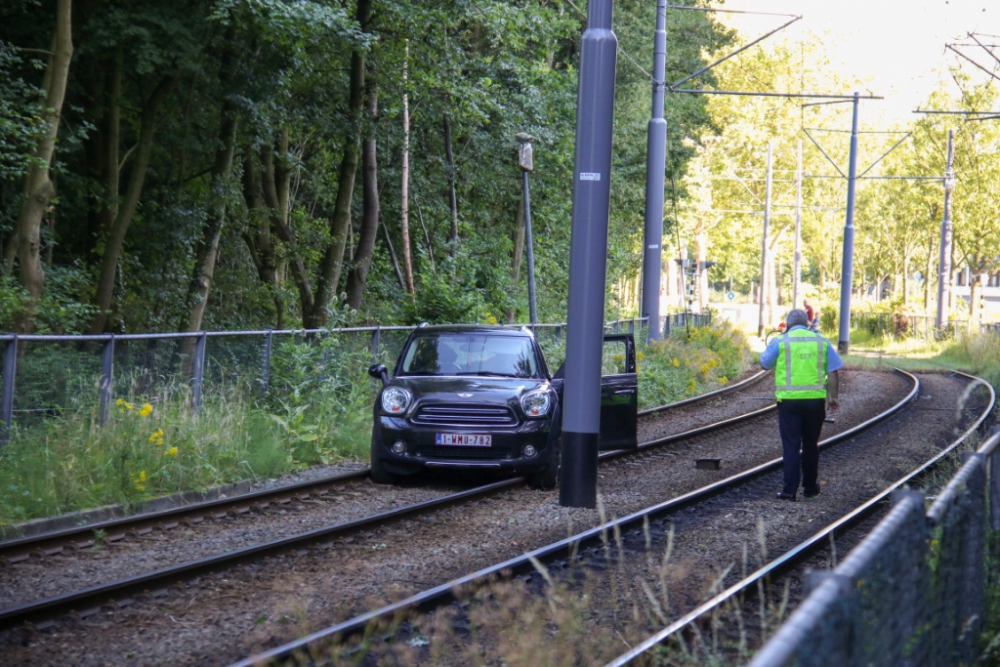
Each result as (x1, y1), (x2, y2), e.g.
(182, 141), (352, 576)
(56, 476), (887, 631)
(0, 336), (16, 444)
(99, 335), (115, 426)
(641, 0), (667, 342)
(523, 169), (538, 324)
(560, 0), (617, 510)
(757, 141), (773, 338)
(260, 330), (273, 399)
(936, 130), (955, 331)
(837, 92), (860, 354)
(792, 139), (803, 309)
(191, 331), (207, 414)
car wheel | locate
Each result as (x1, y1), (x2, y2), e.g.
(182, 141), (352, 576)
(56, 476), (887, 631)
(369, 432), (397, 485)
(529, 443), (559, 490)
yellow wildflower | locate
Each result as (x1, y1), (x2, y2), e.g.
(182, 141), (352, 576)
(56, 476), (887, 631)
(123, 400), (134, 411)
(636, 351), (644, 361)
(116, 398), (124, 406)
(168, 447), (178, 456)
(139, 403), (153, 417)
(672, 358), (679, 368)
(149, 429), (165, 445)
(139, 471), (146, 482)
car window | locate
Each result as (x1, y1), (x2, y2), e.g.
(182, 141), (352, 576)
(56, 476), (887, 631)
(602, 339), (629, 375)
(400, 334), (538, 377)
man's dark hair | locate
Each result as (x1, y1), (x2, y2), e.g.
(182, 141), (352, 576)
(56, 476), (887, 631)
(786, 309), (809, 328)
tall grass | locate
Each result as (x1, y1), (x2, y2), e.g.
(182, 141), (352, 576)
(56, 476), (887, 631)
(0, 323), (753, 528)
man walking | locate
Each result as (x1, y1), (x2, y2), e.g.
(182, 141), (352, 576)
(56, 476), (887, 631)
(760, 308), (842, 500)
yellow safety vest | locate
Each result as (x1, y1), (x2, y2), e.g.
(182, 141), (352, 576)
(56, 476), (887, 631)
(774, 328), (828, 400)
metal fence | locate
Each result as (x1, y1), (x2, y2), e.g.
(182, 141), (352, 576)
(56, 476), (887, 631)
(851, 312), (985, 341)
(748, 428), (1000, 667)
(0, 313), (712, 442)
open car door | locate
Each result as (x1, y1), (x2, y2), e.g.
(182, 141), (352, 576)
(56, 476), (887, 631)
(598, 334), (638, 451)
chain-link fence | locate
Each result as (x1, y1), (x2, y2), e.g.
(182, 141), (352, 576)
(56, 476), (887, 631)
(0, 316), (713, 442)
(748, 429), (1000, 667)
(851, 312), (984, 342)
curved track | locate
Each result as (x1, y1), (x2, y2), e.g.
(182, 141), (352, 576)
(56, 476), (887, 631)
(0, 371), (776, 628)
(219, 369), (933, 667)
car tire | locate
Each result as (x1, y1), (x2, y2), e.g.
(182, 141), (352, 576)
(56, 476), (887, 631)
(369, 433), (398, 485)
(529, 443), (559, 490)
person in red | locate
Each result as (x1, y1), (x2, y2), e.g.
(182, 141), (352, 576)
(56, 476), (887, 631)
(803, 300), (815, 327)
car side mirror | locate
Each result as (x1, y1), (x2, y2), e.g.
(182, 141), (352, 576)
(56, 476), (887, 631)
(368, 363), (389, 386)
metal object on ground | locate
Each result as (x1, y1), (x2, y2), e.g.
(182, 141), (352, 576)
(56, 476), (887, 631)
(561, 0), (618, 509)
(640, 0), (667, 342)
(695, 458), (721, 470)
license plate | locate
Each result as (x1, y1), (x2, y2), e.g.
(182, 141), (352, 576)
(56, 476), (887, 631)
(435, 433), (492, 447)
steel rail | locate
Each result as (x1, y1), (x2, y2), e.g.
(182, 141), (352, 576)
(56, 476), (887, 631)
(603, 370), (994, 667)
(0, 469), (370, 563)
(224, 369), (922, 667)
(637, 369), (769, 416)
(2, 373), (767, 561)
(0, 377), (789, 628)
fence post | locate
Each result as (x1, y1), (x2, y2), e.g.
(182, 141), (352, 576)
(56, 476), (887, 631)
(628, 318), (634, 334)
(555, 325), (562, 345)
(191, 331), (207, 414)
(99, 335), (115, 426)
(664, 314), (670, 338)
(371, 326), (381, 362)
(1, 335), (16, 444)
(259, 330), (273, 399)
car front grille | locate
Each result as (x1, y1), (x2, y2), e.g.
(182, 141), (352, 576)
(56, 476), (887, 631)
(411, 403), (518, 427)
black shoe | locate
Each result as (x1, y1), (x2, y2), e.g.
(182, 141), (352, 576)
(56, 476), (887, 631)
(776, 492), (796, 501)
(803, 485), (821, 498)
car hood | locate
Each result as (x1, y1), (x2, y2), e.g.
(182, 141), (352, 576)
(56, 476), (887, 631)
(390, 376), (550, 404)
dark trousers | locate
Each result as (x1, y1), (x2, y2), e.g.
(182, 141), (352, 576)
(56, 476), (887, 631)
(777, 398), (826, 497)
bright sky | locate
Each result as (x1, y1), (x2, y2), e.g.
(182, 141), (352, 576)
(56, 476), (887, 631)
(716, 0), (999, 124)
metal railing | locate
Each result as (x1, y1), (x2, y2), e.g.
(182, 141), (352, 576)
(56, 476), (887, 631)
(0, 313), (717, 443)
(850, 311), (999, 341)
(749, 426), (1000, 667)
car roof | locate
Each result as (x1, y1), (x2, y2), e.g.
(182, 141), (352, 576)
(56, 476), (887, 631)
(410, 324), (533, 336)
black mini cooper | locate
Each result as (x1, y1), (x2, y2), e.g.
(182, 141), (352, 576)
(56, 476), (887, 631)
(367, 324), (637, 489)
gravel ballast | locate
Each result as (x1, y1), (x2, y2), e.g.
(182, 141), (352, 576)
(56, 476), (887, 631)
(0, 369), (913, 666)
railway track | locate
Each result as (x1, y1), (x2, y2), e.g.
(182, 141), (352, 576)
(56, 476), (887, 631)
(0, 371), (774, 629)
(0, 369), (769, 566)
(603, 370), (995, 667)
(214, 368), (947, 667)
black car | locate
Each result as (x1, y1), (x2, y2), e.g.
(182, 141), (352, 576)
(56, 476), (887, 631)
(367, 324), (637, 489)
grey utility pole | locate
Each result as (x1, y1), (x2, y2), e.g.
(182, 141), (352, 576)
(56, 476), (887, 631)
(640, 0), (667, 342)
(792, 139), (803, 309)
(559, 0), (618, 510)
(837, 92), (860, 355)
(517, 133), (538, 324)
(757, 141), (774, 338)
(935, 130), (956, 331)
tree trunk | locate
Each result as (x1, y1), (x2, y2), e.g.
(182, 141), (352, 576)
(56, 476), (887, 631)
(178, 99), (238, 335)
(382, 220), (406, 292)
(98, 56), (121, 242)
(309, 0), (372, 328)
(89, 75), (176, 333)
(241, 153), (284, 328)
(398, 43), (415, 296)
(13, 0), (73, 333)
(346, 73), (380, 310)
(414, 194), (436, 275)
(261, 135), (314, 319)
(444, 115), (459, 255)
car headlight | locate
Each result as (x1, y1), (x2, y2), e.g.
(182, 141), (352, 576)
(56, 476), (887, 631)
(520, 390), (551, 418)
(381, 387), (412, 415)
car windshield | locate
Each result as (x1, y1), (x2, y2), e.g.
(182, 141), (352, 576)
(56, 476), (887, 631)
(400, 334), (539, 378)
